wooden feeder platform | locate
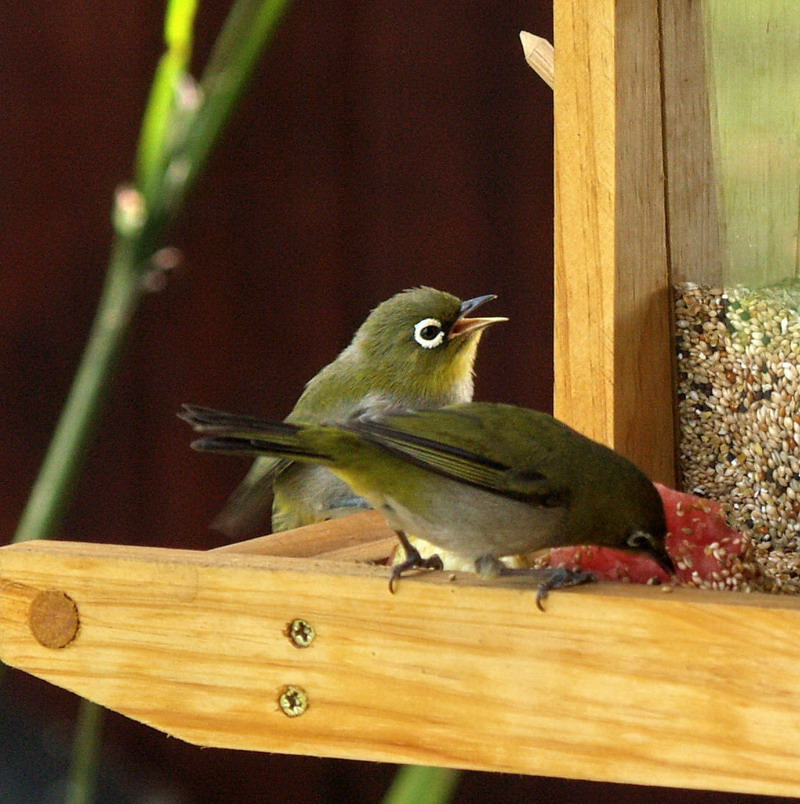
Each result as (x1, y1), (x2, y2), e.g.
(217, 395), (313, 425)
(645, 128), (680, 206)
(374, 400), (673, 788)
(2, 512), (800, 797)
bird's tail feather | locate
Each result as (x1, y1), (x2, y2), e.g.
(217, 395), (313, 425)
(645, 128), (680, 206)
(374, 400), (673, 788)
(180, 404), (327, 462)
(190, 434), (324, 460)
(181, 404), (292, 434)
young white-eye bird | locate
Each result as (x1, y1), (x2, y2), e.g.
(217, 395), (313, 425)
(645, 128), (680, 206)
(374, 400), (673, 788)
(181, 401), (674, 607)
(210, 287), (506, 538)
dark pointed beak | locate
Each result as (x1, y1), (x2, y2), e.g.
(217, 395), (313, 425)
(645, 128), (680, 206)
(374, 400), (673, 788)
(448, 294), (508, 340)
(650, 544), (676, 575)
(459, 294), (497, 317)
(628, 527), (675, 576)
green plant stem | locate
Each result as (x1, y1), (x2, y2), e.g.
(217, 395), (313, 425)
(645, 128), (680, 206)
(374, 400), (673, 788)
(142, 0), (291, 238)
(382, 766), (461, 804)
(13, 234), (143, 543)
(64, 700), (105, 804)
(9, 2), (293, 802)
(13, 0), (292, 546)
(136, 0), (199, 201)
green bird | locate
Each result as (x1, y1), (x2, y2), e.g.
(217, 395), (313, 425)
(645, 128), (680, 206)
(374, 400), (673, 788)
(181, 402), (674, 606)
(208, 287), (506, 538)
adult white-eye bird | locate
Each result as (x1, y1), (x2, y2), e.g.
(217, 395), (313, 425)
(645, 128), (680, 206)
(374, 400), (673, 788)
(181, 402), (674, 606)
(209, 287), (506, 538)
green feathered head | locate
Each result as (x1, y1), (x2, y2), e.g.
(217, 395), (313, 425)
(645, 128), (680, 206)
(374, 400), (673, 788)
(349, 287), (507, 395)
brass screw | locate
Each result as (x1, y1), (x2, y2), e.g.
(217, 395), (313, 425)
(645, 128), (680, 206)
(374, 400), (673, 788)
(278, 685), (308, 718)
(287, 618), (315, 648)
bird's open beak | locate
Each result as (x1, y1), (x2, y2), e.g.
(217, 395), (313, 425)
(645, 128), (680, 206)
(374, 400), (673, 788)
(448, 294), (508, 340)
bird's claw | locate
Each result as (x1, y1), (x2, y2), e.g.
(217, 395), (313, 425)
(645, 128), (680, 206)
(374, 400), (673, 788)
(476, 556), (595, 610)
(535, 567), (595, 612)
(388, 552), (444, 593)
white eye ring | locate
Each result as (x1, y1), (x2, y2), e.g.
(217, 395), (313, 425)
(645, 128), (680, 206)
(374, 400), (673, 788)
(414, 318), (445, 349)
(627, 531), (652, 550)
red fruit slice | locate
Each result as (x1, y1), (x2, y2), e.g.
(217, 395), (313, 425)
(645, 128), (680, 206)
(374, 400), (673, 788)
(545, 483), (748, 587)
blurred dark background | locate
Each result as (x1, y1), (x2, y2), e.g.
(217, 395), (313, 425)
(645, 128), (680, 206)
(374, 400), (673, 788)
(0, 1), (789, 802)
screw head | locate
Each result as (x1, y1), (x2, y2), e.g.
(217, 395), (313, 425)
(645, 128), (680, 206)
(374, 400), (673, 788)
(287, 618), (315, 648)
(278, 685), (308, 717)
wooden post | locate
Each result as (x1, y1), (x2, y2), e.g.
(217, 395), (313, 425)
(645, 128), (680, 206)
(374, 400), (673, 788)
(659, 1), (724, 286)
(554, 0), (675, 486)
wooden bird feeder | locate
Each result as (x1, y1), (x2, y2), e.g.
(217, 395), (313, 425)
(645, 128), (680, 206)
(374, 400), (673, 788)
(4, 0), (800, 798)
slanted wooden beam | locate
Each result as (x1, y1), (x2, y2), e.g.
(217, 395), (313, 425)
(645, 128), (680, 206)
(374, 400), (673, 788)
(519, 31), (554, 88)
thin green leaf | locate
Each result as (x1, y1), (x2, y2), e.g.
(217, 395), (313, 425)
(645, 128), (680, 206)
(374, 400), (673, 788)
(135, 52), (185, 203)
(165, 0), (198, 48)
(158, 0), (291, 212)
(135, 0), (199, 204)
(64, 700), (105, 804)
(382, 766), (462, 804)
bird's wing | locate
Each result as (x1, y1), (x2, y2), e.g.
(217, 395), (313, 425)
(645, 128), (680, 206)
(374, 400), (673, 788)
(342, 418), (568, 506)
(210, 455), (291, 537)
(181, 406), (294, 537)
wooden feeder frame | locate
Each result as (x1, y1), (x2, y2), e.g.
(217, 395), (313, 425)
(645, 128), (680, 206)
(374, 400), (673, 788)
(3, 1), (800, 798)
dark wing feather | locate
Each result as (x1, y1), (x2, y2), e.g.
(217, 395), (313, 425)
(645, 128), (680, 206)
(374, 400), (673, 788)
(341, 418), (566, 505)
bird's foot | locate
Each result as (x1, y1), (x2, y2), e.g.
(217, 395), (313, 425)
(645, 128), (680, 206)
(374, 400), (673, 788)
(389, 532), (444, 593)
(531, 567), (595, 612)
(473, 555), (595, 612)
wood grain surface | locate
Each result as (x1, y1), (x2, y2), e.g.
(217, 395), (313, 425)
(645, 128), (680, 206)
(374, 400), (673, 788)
(3, 528), (800, 796)
(554, 0), (675, 486)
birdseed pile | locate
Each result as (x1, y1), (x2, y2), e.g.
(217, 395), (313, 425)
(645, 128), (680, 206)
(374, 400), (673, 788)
(675, 280), (800, 592)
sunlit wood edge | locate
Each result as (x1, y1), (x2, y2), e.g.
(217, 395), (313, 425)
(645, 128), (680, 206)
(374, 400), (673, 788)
(2, 528), (800, 797)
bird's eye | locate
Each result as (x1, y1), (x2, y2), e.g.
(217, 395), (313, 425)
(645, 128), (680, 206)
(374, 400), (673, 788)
(626, 531), (652, 550)
(413, 318), (445, 349)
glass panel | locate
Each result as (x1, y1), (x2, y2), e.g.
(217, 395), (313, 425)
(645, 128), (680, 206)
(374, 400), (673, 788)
(674, 4), (800, 588)
(707, 0), (800, 286)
